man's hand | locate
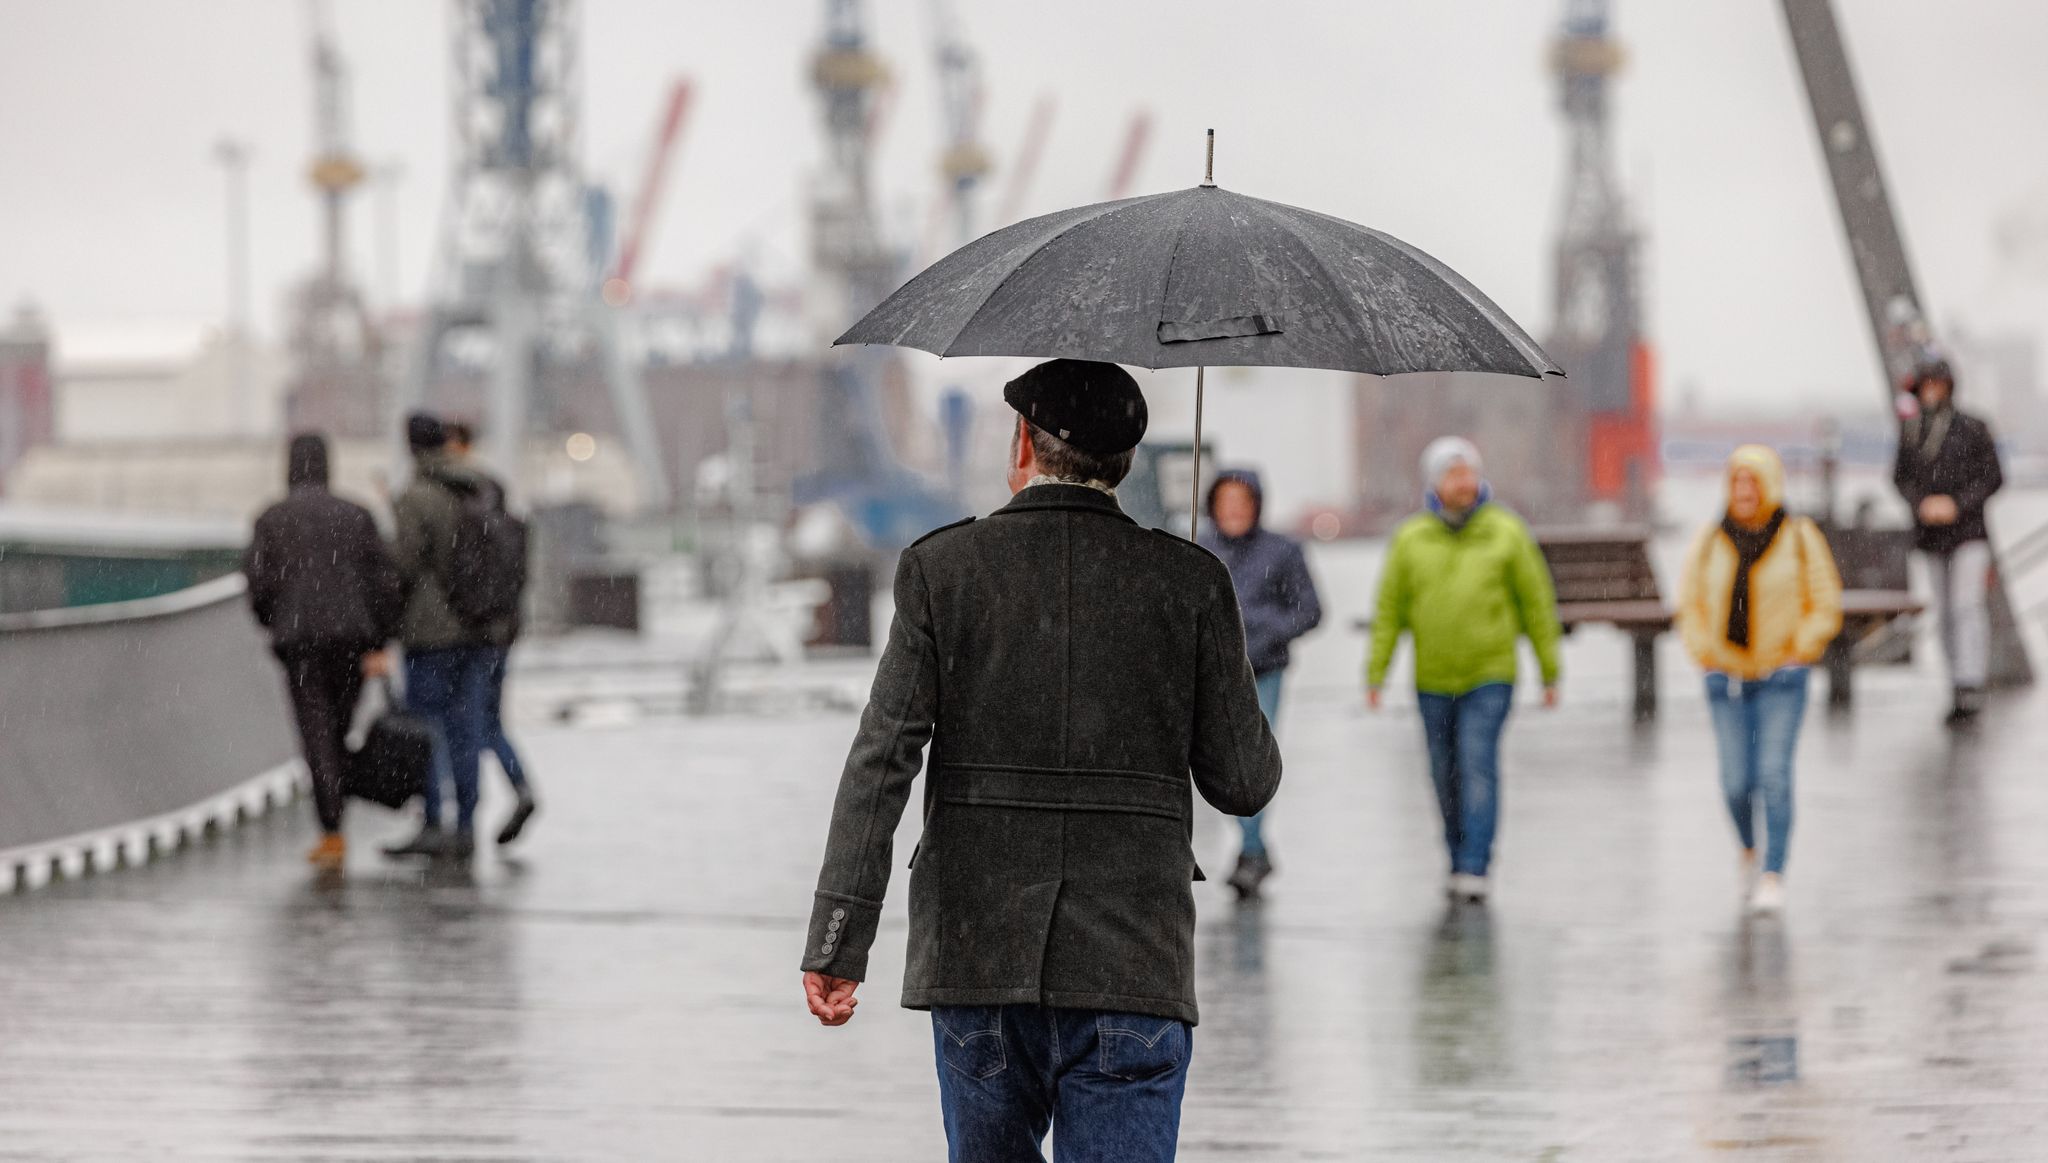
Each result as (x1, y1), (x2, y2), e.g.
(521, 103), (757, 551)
(1366, 686), (1383, 711)
(1919, 495), (1960, 526)
(360, 649), (394, 678)
(1542, 685), (1560, 709)
(803, 972), (860, 1027)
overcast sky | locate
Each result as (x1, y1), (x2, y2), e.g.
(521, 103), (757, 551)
(4, 0), (2046, 420)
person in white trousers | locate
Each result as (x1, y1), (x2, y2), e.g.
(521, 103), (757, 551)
(1892, 357), (2005, 725)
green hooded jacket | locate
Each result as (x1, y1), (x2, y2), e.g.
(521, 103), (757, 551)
(391, 452), (513, 650)
(1366, 503), (1563, 696)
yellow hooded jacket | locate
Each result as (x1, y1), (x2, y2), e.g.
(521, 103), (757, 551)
(1677, 444), (1844, 679)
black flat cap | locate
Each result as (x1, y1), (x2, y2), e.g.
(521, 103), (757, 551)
(1002, 359), (1148, 454)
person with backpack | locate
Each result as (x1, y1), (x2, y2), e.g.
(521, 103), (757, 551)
(243, 433), (404, 871)
(381, 412), (524, 859)
(445, 420), (538, 845)
(1891, 357), (2005, 725)
(1677, 444), (1842, 913)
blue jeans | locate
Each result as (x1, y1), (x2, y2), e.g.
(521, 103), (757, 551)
(405, 645), (495, 833)
(1415, 682), (1514, 877)
(1236, 670), (1286, 859)
(933, 1005), (1191, 1163)
(1705, 668), (1809, 875)
(483, 646), (529, 793)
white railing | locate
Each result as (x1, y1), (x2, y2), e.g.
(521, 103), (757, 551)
(0, 574), (303, 892)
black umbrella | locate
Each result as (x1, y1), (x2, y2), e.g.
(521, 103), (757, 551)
(838, 132), (1564, 536)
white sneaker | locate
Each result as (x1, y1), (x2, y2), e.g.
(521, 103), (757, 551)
(1448, 873), (1489, 903)
(1749, 873), (1785, 914)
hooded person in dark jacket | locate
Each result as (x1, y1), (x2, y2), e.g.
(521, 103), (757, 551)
(444, 420), (537, 846)
(1891, 357), (2004, 723)
(380, 412), (508, 859)
(243, 432), (403, 871)
(1196, 468), (1322, 900)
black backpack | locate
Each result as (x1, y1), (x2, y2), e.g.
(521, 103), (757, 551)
(445, 479), (529, 629)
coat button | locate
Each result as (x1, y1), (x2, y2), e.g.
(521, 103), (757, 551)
(827, 920), (841, 933)
(820, 943), (836, 956)
(830, 908), (846, 921)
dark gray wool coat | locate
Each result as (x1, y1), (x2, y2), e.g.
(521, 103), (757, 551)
(800, 483), (1282, 1025)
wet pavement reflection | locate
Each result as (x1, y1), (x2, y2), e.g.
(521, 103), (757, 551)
(4, 561), (2048, 1159)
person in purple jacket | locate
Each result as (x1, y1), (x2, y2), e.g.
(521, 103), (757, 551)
(1198, 468), (1324, 900)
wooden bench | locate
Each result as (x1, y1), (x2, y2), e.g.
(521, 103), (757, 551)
(1354, 525), (1921, 719)
(1826, 590), (1923, 706)
(1536, 528), (1670, 722)
(1538, 527), (1922, 715)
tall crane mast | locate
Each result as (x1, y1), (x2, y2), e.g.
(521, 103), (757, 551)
(285, 0), (384, 439)
(402, 0), (667, 505)
(1778, 0), (2031, 687)
(928, 0), (990, 247)
(1547, 0), (1655, 521)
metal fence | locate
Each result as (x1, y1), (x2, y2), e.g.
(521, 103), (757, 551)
(0, 573), (302, 891)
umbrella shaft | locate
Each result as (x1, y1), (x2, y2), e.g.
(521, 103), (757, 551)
(1189, 366), (1205, 541)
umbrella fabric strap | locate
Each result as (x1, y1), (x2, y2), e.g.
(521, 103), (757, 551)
(1028, 474), (1117, 497)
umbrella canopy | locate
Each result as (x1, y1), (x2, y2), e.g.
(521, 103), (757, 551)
(836, 183), (1563, 380)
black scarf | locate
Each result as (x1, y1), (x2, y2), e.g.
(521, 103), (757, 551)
(1720, 509), (1786, 647)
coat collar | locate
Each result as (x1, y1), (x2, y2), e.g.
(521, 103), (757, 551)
(991, 482), (1134, 523)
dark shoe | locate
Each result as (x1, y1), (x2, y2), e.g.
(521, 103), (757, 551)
(496, 793), (538, 846)
(381, 826), (451, 859)
(1227, 852), (1274, 900)
(1946, 686), (1984, 726)
(442, 830), (476, 861)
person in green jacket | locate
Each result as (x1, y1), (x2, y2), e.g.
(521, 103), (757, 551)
(1367, 437), (1562, 904)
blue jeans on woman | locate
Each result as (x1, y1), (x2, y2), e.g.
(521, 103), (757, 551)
(1704, 668), (1809, 874)
(1415, 682), (1514, 877)
(1235, 670), (1286, 858)
(932, 1004), (1191, 1163)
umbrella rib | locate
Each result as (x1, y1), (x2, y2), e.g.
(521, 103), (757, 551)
(1241, 198), (1404, 373)
(1282, 202), (1559, 376)
(938, 193), (1172, 359)
(1148, 198), (1205, 371)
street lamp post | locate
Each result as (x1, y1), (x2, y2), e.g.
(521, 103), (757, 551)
(211, 138), (252, 431)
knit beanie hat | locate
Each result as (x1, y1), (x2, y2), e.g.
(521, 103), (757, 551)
(1420, 436), (1483, 489)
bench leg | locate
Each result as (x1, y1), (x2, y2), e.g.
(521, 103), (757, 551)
(1632, 634), (1658, 722)
(1825, 635), (1853, 709)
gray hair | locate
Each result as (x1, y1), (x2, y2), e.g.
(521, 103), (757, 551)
(1012, 417), (1135, 487)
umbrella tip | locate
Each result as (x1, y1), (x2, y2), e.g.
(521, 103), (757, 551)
(1202, 129), (1215, 187)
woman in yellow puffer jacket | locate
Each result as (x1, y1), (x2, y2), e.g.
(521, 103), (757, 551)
(1676, 444), (1842, 914)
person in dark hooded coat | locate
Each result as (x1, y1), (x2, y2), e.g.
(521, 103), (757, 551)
(1891, 357), (2004, 723)
(1197, 468), (1322, 899)
(243, 432), (403, 871)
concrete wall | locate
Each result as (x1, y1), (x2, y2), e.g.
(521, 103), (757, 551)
(0, 574), (300, 884)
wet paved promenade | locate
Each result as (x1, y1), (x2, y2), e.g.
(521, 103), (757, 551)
(4, 543), (2048, 1160)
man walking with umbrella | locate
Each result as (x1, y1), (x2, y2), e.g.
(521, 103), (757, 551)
(800, 359), (1281, 1161)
